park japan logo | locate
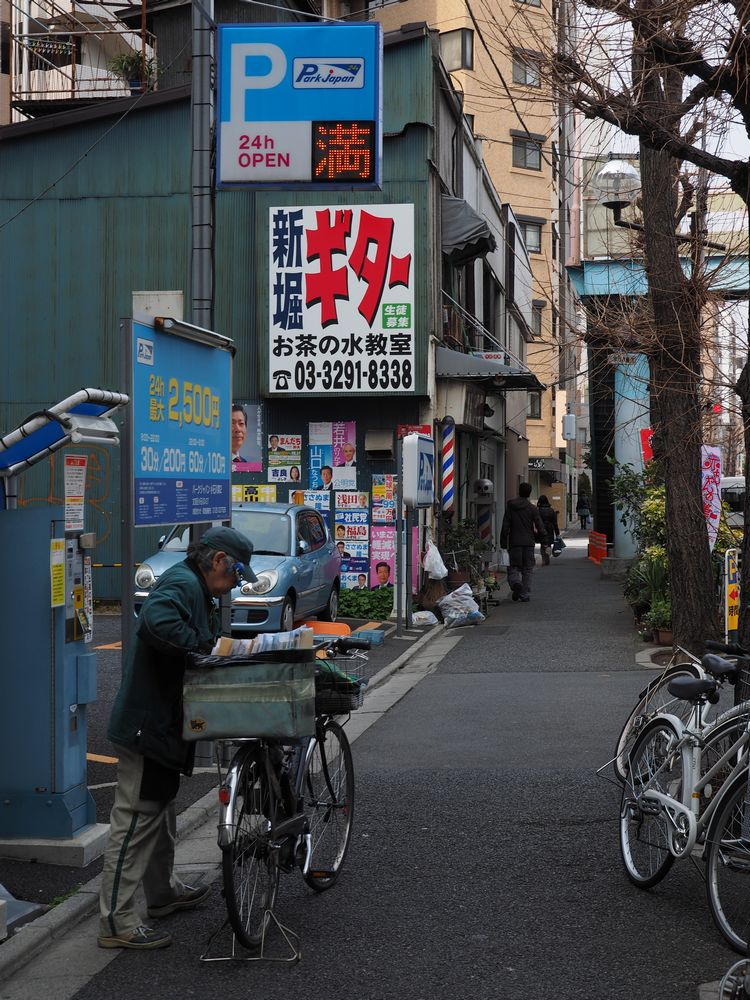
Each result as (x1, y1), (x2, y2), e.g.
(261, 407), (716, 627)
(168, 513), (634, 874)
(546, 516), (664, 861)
(293, 58), (364, 89)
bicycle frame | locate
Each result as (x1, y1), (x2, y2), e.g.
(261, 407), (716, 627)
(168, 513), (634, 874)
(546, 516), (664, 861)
(634, 707), (750, 859)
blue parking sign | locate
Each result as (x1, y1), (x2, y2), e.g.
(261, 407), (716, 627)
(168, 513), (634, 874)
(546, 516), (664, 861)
(217, 23), (382, 188)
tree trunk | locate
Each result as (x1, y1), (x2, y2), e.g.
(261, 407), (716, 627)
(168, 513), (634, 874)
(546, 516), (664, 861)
(641, 143), (719, 651)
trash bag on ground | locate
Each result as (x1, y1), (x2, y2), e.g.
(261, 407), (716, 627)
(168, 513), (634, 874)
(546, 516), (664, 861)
(422, 540), (448, 579)
(436, 583), (485, 627)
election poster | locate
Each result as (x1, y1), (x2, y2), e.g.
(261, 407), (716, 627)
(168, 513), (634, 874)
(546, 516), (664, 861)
(309, 421), (357, 490)
(370, 526), (395, 590)
(232, 401), (263, 473)
(372, 474), (397, 523)
(267, 433), (302, 483)
(231, 484), (277, 503)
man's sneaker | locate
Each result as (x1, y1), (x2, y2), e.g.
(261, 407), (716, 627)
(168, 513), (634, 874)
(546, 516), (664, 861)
(147, 884), (211, 918)
(511, 582), (522, 602)
(98, 925), (172, 950)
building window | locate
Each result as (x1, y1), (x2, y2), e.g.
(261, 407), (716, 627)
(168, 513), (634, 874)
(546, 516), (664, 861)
(440, 28), (474, 71)
(512, 52), (541, 87)
(518, 0), (542, 7)
(512, 138), (542, 170)
(532, 302), (544, 338)
(520, 222), (542, 254)
(528, 392), (542, 420)
(551, 223), (559, 261)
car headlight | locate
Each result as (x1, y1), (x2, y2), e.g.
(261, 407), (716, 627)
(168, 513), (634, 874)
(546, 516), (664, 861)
(249, 570), (278, 595)
(135, 563), (157, 589)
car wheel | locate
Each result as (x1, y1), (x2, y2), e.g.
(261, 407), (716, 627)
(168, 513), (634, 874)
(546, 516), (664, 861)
(319, 584), (339, 622)
(280, 595), (295, 632)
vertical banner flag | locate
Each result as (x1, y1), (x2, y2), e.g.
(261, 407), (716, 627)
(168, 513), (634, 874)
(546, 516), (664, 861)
(442, 422), (455, 514)
(701, 445), (722, 552)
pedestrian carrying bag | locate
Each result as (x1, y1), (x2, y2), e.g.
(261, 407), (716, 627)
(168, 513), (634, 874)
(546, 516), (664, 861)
(182, 650), (316, 742)
(552, 537), (565, 557)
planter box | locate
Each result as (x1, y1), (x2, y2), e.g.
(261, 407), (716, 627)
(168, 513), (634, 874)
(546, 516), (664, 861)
(653, 628), (674, 646)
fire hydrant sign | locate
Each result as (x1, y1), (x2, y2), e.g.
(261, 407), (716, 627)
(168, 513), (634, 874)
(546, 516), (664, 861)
(217, 23), (382, 188)
(269, 203), (415, 395)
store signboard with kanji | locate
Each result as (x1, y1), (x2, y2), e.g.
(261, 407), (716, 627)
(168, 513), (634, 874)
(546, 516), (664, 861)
(217, 23), (382, 188)
(269, 204), (415, 395)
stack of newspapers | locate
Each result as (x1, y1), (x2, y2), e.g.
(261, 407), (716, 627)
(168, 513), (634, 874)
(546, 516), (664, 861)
(211, 625), (314, 658)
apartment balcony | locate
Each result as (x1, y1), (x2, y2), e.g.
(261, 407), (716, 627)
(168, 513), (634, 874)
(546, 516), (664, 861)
(11, 0), (156, 118)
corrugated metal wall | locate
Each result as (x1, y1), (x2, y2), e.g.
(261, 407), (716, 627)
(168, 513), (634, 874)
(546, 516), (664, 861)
(0, 33), (440, 597)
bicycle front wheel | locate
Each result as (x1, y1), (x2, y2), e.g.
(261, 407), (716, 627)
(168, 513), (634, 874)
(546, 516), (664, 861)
(614, 664), (702, 783)
(302, 721), (354, 891)
(222, 751), (280, 949)
(705, 768), (750, 954)
(620, 717), (683, 888)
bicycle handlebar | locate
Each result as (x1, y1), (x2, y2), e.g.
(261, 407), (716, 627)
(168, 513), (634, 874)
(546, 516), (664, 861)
(705, 639), (749, 656)
(333, 636), (371, 652)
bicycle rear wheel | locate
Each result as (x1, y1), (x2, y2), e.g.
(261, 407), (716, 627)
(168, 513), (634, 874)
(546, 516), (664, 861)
(302, 721), (354, 891)
(614, 664), (702, 783)
(222, 751), (280, 949)
(620, 717), (682, 887)
(706, 768), (750, 954)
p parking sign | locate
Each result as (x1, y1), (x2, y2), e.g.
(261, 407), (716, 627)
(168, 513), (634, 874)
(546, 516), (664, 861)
(217, 23), (382, 189)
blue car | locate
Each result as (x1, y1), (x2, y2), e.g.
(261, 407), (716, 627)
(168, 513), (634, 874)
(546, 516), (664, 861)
(134, 502), (341, 632)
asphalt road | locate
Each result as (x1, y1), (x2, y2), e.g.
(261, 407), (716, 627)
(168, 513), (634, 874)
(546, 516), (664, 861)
(19, 537), (738, 1000)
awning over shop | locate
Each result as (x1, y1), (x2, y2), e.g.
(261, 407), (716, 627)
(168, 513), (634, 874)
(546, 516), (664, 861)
(441, 196), (497, 264)
(435, 345), (545, 391)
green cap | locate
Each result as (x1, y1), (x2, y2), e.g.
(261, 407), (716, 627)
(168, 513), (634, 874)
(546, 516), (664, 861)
(201, 526), (253, 565)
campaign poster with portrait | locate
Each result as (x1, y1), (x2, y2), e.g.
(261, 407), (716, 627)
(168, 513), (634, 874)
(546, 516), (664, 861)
(231, 401), (263, 473)
(231, 484), (277, 503)
(267, 433), (302, 483)
(288, 489), (330, 511)
(341, 556), (371, 591)
(334, 509), (369, 544)
(309, 421), (357, 490)
(335, 491), (369, 511)
(372, 474), (397, 523)
(370, 526), (395, 590)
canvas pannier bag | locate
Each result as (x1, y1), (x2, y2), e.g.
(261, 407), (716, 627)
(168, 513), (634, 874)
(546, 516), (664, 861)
(182, 650), (316, 742)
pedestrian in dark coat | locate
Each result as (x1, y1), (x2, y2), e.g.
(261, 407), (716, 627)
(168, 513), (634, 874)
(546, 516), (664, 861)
(537, 495), (560, 565)
(576, 494), (591, 530)
(500, 482), (545, 602)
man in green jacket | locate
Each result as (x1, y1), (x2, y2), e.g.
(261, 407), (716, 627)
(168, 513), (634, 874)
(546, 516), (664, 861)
(98, 526), (253, 951)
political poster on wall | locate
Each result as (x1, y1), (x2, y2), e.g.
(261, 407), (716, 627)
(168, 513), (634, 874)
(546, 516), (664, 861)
(335, 491), (369, 511)
(334, 509), (369, 543)
(267, 433), (302, 483)
(370, 526), (395, 590)
(232, 484), (277, 503)
(372, 474), (397, 523)
(309, 421), (357, 490)
(341, 557), (371, 590)
(232, 401), (263, 473)
(269, 204), (415, 396)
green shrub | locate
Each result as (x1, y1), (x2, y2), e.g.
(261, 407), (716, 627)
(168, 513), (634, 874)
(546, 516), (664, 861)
(645, 597), (672, 630)
(338, 587), (393, 620)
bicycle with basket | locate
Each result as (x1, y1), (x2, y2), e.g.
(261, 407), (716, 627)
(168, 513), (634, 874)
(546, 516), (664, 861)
(181, 630), (370, 963)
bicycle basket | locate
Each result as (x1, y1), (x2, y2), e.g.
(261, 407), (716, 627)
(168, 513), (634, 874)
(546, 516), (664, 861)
(314, 659), (366, 715)
(182, 650), (316, 741)
(735, 658), (750, 707)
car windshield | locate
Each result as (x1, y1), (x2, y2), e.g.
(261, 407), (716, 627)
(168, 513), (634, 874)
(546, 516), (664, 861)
(232, 510), (290, 556)
(160, 511), (291, 556)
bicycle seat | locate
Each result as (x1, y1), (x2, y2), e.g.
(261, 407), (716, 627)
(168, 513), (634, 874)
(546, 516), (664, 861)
(667, 675), (718, 701)
(701, 653), (738, 680)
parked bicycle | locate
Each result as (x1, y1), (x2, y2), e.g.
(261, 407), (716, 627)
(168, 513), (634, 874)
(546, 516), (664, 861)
(212, 634), (369, 956)
(620, 651), (750, 952)
(614, 639), (750, 783)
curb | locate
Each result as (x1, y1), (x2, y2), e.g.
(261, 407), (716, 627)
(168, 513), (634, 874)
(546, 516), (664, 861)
(0, 619), (452, 985)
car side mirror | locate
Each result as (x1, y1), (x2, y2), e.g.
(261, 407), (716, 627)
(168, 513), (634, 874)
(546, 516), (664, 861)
(298, 539), (310, 555)
(157, 534), (166, 549)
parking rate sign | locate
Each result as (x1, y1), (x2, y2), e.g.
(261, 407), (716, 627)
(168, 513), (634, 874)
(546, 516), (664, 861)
(132, 321), (232, 527)
(217, 23), (382, 188)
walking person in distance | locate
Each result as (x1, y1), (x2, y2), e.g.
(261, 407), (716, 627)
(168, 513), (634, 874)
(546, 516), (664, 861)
(536, 495), (560, 566)
(576, 494), (591, 530)
(500, 483), (545, 603)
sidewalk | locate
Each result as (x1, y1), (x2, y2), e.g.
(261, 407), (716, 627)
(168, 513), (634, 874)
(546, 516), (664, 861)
(0, 608), (451, 987)
(0, 531), (735, 998)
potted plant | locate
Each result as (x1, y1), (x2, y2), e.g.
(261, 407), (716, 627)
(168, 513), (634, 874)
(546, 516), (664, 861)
(440, 519), (491, 588)
(108, 52), (159, 94)
(645, 598), (673, 645)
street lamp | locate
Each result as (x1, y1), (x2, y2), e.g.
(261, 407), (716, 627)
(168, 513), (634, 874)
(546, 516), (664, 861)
(593, 157), (642, 231)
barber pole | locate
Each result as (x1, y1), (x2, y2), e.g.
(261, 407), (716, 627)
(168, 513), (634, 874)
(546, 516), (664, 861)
(441, 423), (455, 514)
(478, 505), (492, 545)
